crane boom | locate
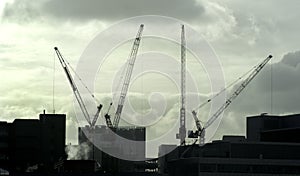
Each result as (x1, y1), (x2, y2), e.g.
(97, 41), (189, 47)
(192, 55), (272, 143)
(192, 111), (202, 132)
(191, 111), (205, 144)
(113, 24), (144, 128)
(91, 104), (103, 127)
(204, 55), (272, 129)
(55, 47), (102, 127)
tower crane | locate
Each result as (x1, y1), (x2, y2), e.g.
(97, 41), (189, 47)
(54, 47), (103, 128)
(190, 55), (273, 144)
(104, 24), (144, 128)
(176, 25), (187, 145)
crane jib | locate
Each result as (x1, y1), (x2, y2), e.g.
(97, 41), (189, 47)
(54, 47), (102, 128)
(192, 55), (273, 144)
(112, 24), (144, 128)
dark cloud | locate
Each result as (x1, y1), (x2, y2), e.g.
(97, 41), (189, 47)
(2, 0), (205, 22)
(2, 0), (42, 22)
(41, 0), (204, 21)
(281, 51), (300, 68)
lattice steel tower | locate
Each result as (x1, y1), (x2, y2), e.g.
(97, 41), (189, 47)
(178, 25), (187, 145)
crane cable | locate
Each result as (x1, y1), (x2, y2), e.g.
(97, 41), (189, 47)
(55, 52), (100, 104)
(193, 61), (262, 112)
(110, 58), (130, 106)
(52, 50), (56, 114)
(270, 58), (273, 113)
(103, 57), (131, 127)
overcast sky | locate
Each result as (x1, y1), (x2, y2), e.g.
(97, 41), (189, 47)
(1, 0), (300, 157)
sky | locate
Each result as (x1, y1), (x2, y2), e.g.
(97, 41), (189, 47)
(1, 0), (300, 157)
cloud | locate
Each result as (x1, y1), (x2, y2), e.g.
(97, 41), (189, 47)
(41, 0), (204, 21)
(210, 0), (300, 62)
(2, 0), (42, 22)
(2, 0), (205, 22)
(281, 51), (300, 68)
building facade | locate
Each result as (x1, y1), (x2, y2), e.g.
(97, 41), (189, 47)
(0, 113), (66, 172)
(78, 125), (146, 173)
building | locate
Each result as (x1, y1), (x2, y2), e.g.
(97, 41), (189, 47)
(0, 113), (66, 173)
(158, 145), (177, 174)
(78, 125), (146, 173)
(0, 122), (10, 173)
(160, 113), (300, 175)
(39, 113), (66, 170)
(0, 122), (9, 161)
(10, 119), (41, 171)
(247, 113), (300, 142)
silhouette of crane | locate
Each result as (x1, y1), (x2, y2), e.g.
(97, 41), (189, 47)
(105, 24), (144, 128)
(190, 55), (273, 144)
(54, 47), (103, 128)
(176, 25), (187, 146)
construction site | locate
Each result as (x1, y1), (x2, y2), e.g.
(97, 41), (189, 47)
(1, 24), (300, 176)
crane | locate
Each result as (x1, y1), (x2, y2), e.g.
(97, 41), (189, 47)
(190, 111), (205, 144)
(54, 47), (103, 128)
(191, 55), (273, 144)
(106, 24), (144, 128)
(104, 103), (113, 128)
(176, 25), (187, 145)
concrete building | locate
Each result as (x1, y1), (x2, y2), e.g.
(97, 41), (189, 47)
(160, 113), (300, 175)
(78, 125), (146, 173)
(0, 113), (66, 172)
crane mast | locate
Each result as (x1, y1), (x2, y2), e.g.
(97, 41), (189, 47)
(112, 24), (144, 128)
(177, 25), (187, 145)
(192, 55), (273, 144)
(54, 47), (102, 128)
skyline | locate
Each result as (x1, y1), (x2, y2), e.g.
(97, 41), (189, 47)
(1, 0), (300, 157)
